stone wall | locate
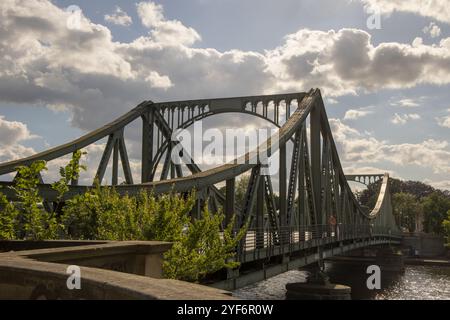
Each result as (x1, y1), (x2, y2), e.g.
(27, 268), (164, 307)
(0, 241), (233, 300)
(402, 233), (446, 257)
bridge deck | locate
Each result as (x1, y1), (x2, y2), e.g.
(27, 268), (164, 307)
(214, 230), (400, 291)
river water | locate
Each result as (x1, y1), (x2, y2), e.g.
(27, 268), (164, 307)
(233, 263), (450, 300)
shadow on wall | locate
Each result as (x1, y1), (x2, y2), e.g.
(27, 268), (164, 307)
(0, 241), (233, 300)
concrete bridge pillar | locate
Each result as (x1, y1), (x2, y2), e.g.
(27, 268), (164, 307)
(375, 247), (405, 273)
(286, 267), (351, 300)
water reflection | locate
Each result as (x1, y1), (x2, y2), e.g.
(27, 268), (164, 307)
(374, 265), (450, 300)
(233, 263), (450, 300)
(324, 261), (400, 299)
(233, 270), (308, 300)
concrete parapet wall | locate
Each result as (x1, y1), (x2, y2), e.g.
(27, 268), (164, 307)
(0, 241), (233, 300)
(0, 240), (108, 252)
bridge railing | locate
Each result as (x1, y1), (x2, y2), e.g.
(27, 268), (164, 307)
(239, 224), (400, 256)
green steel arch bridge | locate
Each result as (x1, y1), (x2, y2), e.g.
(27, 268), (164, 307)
(0, 89), (400, 289)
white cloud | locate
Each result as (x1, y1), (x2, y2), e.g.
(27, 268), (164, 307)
(344, 165), (395, 176)
(423, 179), (450, 191)
(0, 115), (37, 145)
(0, 144), (35, 165)
(2, 0), (450, 128)
(267, 28), (450, 96)
(326, 98), (339, 104)
(136, 1), (201, 46)
(391, 113), (421, 125)
(0, 115), (37, 167)
(145, 71), (173, 89)
(330, 119), (450, 174)
(436, 112), (450, 128)
(423, 22), (441, 38)
(104, 6), (133, 27)
(1, 0), (450, 183)
(361, 0), (450, 24)
(391, 98), (420, 108)
(344, 108), (374, 120)
(136, 1), (164, 28)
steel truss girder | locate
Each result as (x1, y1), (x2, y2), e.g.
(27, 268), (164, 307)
(141, 110), (154, 183)
(0, 89), (399, 237)
(263, 174), (280, 244)
(345, 174), (384, 186)
(240, 166), (261, 227)
(321, 135), (330, 224)
(301, 125), (318, 226)
(152, 110), (227, 208)
(94, 129), (134, 186)
(286, 128), (303, 225)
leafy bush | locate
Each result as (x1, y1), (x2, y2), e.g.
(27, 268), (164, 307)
(10, 161), (58, 240)
(0, 193), (18, 240)
(61, 184), (140, 240)
(61, 185), (193, 241)
(163, 209), (246, 282)
(52, 150), (86, 214)
(0, 152), (247, 281)
(61, 185), (246, 281)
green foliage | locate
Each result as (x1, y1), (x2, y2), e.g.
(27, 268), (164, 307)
(11, 161), (58, 240)
(52, 150), (86, 202)
(61, 185), (246, 282)
(61, 183), (141, 240)
(235, 175), (250, 209)
(227, 174), (278, 215)
(0, 192), (19, 240)
(358, 178), (450, 235)
(392, 192), (423, 232)
(422, 192), (450, 235)
(163, 209), (247, 282)
(358, 178), (438, 208)
(2, 153), (248, 282)
(443, 210), (450, 246)
(141, 191), (195, 242)
(0, 152), (86, 240)
(61, 185), (195, 242)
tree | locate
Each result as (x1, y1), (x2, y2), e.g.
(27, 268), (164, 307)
(392, 192), (423, 232)
(358, 178), (450, 235)
(442, 209), (450, 246)
(233, 174), (279, 213)
(235, 174), (250, 209)
(422, 192), (450, 235)
(358, 178), (439, 209)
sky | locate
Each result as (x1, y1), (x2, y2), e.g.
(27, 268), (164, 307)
(0, 0), (450, 190)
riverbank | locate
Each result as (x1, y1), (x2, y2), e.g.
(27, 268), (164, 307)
(325, 255), (450, 267)
(405, 257), (450, 267)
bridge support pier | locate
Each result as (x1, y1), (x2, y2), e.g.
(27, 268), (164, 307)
(375, 247), (405, 273)
(286, 268), (351, 300)
(226, 268), (239, 281)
